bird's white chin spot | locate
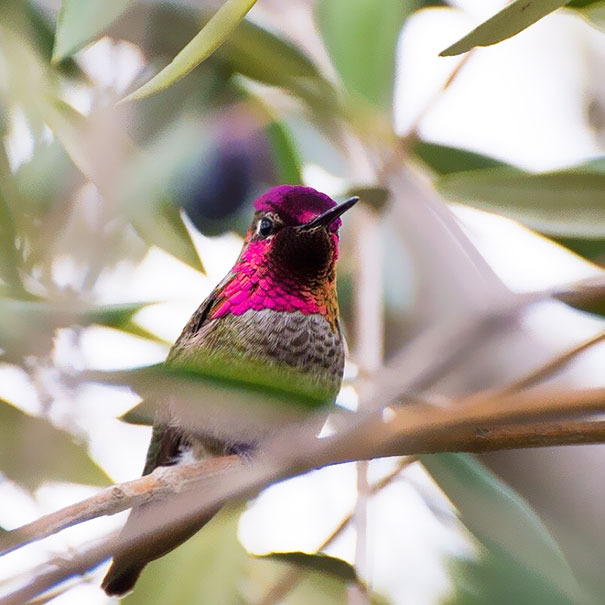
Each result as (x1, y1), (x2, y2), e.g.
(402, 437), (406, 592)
(176, 447), (197, 466)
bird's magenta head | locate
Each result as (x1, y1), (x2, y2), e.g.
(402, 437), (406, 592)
(253, 185), (345, 233)
(243, 185), (357, 266)
(210, 186), (357, 323)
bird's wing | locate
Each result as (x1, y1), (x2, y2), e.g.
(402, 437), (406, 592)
(141, 285), (224, 475)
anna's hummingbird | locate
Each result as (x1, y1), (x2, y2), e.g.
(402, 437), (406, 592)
(101, 185), (357, 596)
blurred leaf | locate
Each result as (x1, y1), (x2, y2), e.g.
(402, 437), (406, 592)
(14, 139), (81, 214)
(43, 100), (133, 187)
(552, 275), (605, 317)
(223, 19), (324, 88)
(412, 141), (515, 175)
(552, 236), (605, 266)
(567, 0), (605, 30)
(0, 299), (157, 356)
(120, 398), (155, 426)
(123, 507), (246, 605)
(316, 0), (412, 109)
(347, 186), (390, 211)
(0, 173), (23, 292)
(422, 453), (579, 600)
(265, 121), (302, 185)
(257, 552), (357, 583)
(445, 542), (576, 605)
(52, 0), (133, 62)
(436, 165), (605, 238)
(249, 552), (387, 604)
(131, 204), (204, 274)
(0, 398), (109, 488)
(122, 0), (258, 103)
(440, 0), (570, 56)
(46, 102), (204, 272)
(87, 360), (330, 413)
(19, 1), (85, 79)
(88, 362), (331, 444)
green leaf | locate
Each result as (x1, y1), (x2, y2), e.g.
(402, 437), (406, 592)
(87, 361), (333, 444)
(52, 0), (133, 62)
(0, 299), (158, 356)
(445, 543), (576, 605)
(440, 0), (571, 56)
(0, 182), (23, 293)
(45, 102), (204, 272)
(257, 552), (357, 583)
(436, 165), (605, 238)
(316, 0), (413, 109)
(0, 398), (109, 488)
(552, 236), (605, 266)
(123, 507), (246, 605)
(567, 0), (605, 30)
(265, 121), (303, 185)
(120, 398), (156, 426)
(422, 453), (579, 600)
(121, 0), (258, 103)
(411, 141), (515, 176)
(130, 204), (204, 274)
(223, 19), (324, 89)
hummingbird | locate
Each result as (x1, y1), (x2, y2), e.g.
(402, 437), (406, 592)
(101, 185), (357, 596)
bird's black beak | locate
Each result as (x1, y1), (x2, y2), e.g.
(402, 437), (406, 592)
(299, 196), (359, 231)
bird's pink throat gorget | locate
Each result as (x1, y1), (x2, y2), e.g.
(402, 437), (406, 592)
(210, 237), (339, 323)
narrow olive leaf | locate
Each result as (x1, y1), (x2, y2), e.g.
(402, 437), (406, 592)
(421, 454), (579, 600)
(82, 302), (150, 328)
(316, 0), (411, 109)
(411, 140), (516, 176)
(0, 185), (23, 292)
(222, 18), (324, 88)
(85, 362), (331, 442)
(552, 236), (605, 267)
(436, 165), (605, 238)
(130, 204), (204, 274)
(257, 552), (357, 583)
(45, 102), (204, 272)
(123, 508), (246, 605)
(43, 100), (135, 188)
(52, 0), (133, 62)
(120, 398), (156, 426)
(445, 543), (577, 605)
(20, 0), (85, 79)
(440, 0), (571, 56)
(0, 398), (109, 489)
(121, 0), (258, 103)
(552, 276), (605, 317)
(346, 186), (390, 211)
(265, 121), (303, 185)
(567, 0), (605, 30)
(0, 299), (158, 356)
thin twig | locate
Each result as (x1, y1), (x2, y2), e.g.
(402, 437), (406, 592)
(0, 455), (240, 557)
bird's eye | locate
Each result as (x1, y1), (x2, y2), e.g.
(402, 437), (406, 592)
(257, 217), (274, 237)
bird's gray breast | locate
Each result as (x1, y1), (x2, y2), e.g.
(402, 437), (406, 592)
(174, 309), (345, 402)
(166, 309), (344, 449)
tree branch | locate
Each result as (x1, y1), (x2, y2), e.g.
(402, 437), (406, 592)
(2, 390), (605, 562)
(0, 455), (240, 557)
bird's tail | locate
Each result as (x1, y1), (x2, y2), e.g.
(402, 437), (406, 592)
(101, 498), (220, 596)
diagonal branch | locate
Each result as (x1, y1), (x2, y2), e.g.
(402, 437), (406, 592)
(2, 388), (605, 562)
